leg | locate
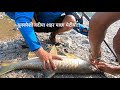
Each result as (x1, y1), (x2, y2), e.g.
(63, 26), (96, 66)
(113, 28), (120, 64)
(89, 12), (120, 59)
(97, 28), (120, 74)
(50, 15), (76, 44)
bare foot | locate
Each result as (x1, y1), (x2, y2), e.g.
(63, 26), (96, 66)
(49, 33), (61, 46)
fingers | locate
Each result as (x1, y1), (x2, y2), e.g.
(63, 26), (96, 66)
(89, 55), (95, 64)
(37, 48), (58, 71)
(43, 61), (46, 70)
(42, 60), (52, 70)
(93, 61), (107, 70)
(46, 60), (52, 70)
(41, 55), (62, 71)
(90, 59), (103, 69)
(47, 55), (62, 70)
(97, 64), (106, 68)
(52, 55), (63, 60)
(97, 64), (108, 72)
(49, 57), (56, 70)
(43, 60), (53, 71)
(97, 62), (108, 68)
(90, 60), (98, 66)
(97, 61), (106, 64)
(90, 60), (95, 66)
(43, 59), (56, 71)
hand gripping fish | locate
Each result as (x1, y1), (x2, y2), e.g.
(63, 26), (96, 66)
(0, 46), (102, 78)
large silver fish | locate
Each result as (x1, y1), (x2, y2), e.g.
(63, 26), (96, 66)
(0, 46), (101, 78)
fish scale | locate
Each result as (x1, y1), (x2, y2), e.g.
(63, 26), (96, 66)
(0, 46), (102, 77)
(0, 56), (101, 76)
(54, 58), (92, 74)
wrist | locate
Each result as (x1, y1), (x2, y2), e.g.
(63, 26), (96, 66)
(34, 47), (43, 56)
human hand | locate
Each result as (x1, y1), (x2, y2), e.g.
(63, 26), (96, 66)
(89, 49), (101, 65)
(96, 61), (118, 74)
(89, 52), (117, 74)
(35, 47), (62, 71)
(89, 54), (101, 67)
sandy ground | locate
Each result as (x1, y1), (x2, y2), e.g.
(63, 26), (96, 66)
(0, 14), (120, 78)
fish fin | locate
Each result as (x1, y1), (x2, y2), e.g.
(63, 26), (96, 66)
(0, 60), (20, 76)
(62, 52), (79, 59)
(0, 63), (12, 67)
(0, 66), (13, 76)
(28, 51), (37, 59)
(50, 45), (58, 56)
(0, 60), (19, 67)
(43, 70), (56, 78)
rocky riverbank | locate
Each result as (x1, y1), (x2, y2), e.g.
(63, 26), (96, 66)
(0, 14), (120, 78)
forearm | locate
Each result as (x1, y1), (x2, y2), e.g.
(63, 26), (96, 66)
(15, 16), (42, 51)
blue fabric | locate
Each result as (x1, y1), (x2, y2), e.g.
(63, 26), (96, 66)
(5, 12), (34, 20)
(5, 12), (78, 51)
(16, 17), (42, 51)
(37, 12), (76, 23)
(5, 12), (15, 19)
(37, 12), (64, 23)
(74, 23), (89, 36)
(5, 12), (42, 51)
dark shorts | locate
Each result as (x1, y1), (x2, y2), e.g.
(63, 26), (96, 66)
(34, 15), (65, 33)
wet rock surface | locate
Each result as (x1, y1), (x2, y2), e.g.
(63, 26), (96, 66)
(0, 14), (120, 78)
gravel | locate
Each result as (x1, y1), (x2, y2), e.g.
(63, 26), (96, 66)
(0, 15), (120, 78)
